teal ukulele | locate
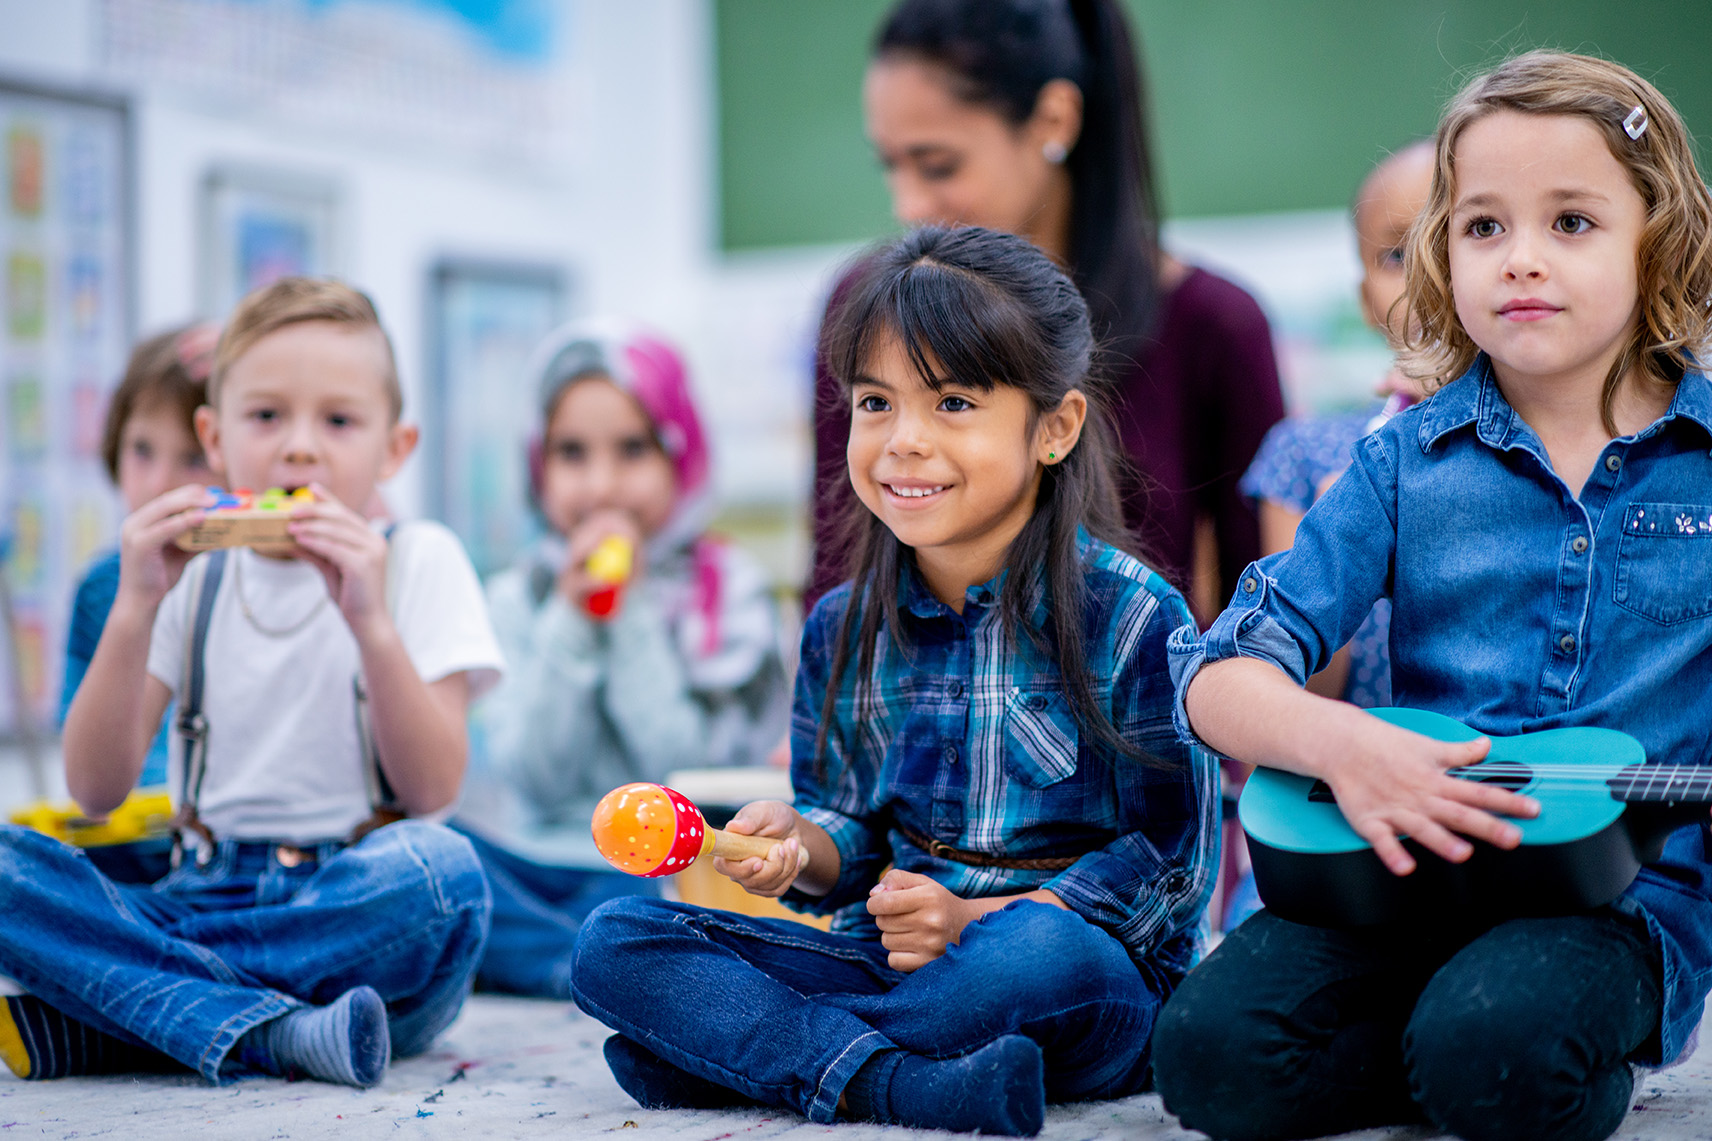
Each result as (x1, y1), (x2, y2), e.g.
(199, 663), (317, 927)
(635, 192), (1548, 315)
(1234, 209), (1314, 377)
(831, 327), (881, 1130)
(1239, 707), (1711, 927)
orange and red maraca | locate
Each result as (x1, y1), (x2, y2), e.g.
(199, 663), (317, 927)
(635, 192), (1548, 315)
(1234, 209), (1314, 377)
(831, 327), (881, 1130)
(591, 782), (801, 877)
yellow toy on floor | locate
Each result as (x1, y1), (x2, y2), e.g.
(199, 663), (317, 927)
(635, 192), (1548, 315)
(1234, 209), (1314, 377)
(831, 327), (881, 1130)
(10, 788), (174, 848)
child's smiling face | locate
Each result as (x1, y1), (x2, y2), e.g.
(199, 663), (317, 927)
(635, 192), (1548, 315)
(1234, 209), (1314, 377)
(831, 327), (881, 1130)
(1448, 110), (1647, 391)
(197, 320), (414, 514)
(847, 333), (1047, 601)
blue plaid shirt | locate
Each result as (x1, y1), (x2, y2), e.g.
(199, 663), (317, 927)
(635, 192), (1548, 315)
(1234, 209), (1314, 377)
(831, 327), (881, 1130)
(786, 535), (1220, 978)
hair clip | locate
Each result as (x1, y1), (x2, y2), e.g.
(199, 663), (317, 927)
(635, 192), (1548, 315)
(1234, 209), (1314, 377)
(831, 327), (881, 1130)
(1623, 104), (1649, 141)
(176, 323), (220, 382)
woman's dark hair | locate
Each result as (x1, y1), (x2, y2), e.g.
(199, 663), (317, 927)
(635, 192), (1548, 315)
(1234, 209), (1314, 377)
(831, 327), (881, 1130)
(875, 0), (1161, 349)
(817, 225), (1149, 770)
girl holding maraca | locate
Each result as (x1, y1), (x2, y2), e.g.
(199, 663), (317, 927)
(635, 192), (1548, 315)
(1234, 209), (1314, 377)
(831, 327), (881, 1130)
(453, 319), (789, 1000)
(571, 228), (1218, 1136)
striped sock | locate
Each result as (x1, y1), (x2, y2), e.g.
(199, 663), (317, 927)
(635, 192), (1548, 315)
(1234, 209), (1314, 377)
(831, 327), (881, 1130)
(0, 996), (176, 1080)
(237, 987), (390, 1088)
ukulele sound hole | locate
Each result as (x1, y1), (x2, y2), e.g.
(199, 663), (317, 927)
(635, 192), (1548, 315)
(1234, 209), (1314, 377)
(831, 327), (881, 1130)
(1460, 763), (1532, 792)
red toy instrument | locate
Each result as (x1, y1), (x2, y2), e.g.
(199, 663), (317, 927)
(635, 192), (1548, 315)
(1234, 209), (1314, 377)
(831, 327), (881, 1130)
(583, 535), (633, 619)
(590, 782), (796, 877)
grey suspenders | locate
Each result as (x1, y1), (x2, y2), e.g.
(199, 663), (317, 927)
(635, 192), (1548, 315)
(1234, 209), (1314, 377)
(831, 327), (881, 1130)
(171, 527), (406, 865)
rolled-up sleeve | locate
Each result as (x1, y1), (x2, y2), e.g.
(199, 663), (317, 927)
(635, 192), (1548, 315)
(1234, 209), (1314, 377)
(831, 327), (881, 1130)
(1170, 429), (1402, 751)
(1048, 584), (1221, 964)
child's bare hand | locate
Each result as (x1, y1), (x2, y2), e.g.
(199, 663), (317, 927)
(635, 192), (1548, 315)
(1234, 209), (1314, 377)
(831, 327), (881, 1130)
(116, 484), (215, 609)
(1322, 719), (1539, 876)
(287, 483), (391, 640)
(557, 510), (643, 609)
(713, 800), (807, 897)
(866, 869), (976, 972)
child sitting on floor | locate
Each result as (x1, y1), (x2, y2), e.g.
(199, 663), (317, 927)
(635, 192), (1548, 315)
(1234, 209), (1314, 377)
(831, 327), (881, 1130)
(0, 277), (504, 1088)
(1155, 52), (1712, 1141)
(453, 318), (788, 999)
(571, 226), (1219, 1137)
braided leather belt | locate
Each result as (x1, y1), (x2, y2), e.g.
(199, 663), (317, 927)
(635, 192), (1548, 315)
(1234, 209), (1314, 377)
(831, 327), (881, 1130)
(893, 820), (1082, 871)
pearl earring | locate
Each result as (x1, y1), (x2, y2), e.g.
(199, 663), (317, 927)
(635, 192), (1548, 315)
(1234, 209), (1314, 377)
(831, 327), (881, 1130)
(1042, 140), (1068, 164)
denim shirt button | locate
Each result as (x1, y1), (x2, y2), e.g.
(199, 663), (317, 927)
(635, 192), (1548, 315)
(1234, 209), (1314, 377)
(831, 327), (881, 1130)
(1559, 634), (1577, 653)
(1243, 577), (1258, 594)
(1572, 536), (1589, 554)
(1605, 454), (1622, 472)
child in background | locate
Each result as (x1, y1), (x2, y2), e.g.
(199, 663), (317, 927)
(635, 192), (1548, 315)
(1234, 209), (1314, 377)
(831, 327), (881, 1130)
(1241, 141), (1433, 707)
(571, 227), (1218, 1137)
(0, 278), (503, 1088)
(453, 318), (788, 1000)
(57, 323), (214, 883)
(1155, 53), (1712, 1141)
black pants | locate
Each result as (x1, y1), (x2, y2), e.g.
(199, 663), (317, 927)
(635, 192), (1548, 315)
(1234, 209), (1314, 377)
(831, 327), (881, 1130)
(1151, 909), (1662, 1141)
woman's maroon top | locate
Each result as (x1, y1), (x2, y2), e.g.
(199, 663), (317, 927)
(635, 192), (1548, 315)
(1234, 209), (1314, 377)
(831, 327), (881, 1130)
(807, 266), (1285, 620)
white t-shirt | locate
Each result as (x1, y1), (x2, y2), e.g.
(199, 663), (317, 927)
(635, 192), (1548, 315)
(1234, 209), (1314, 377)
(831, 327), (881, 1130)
(147, 520), (505, 844)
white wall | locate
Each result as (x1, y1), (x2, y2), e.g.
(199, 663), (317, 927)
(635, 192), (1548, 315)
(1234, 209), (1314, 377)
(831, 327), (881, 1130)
(0, 0), (745, 522)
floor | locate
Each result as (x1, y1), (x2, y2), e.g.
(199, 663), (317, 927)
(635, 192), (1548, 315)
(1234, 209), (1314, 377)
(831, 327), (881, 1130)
(3, 759), (1711, 1139)
(1, 994), (1711, 1140)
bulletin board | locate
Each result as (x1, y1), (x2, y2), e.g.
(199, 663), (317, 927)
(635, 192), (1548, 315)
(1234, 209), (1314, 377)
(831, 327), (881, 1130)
(426, 259), (569, 578)
(0, 77), (132, 735)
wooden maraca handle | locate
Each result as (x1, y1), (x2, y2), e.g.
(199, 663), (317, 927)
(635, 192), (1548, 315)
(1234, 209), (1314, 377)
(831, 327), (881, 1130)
(709, 827), (810, 868)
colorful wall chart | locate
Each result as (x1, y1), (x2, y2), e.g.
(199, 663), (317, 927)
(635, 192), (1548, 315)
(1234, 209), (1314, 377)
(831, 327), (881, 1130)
(0, 78), (131, 735)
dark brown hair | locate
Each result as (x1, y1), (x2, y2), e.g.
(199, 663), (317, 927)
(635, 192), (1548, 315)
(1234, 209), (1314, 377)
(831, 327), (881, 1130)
(875, 0), (1162, 350)
(818, 224), (1152, 768)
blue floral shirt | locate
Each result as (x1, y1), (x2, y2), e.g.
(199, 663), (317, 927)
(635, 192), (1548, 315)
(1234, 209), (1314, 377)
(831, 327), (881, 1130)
(1171, 356), (1712, 1064)
(788, 536), (1220, 980)
(1241, 409), (1393, 708)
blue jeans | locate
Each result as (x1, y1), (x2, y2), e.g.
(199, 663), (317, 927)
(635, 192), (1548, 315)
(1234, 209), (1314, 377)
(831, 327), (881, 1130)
(454, 825), (655, 999)
(0, 820), (491, 1083)
(571, 896), (1166, 1124)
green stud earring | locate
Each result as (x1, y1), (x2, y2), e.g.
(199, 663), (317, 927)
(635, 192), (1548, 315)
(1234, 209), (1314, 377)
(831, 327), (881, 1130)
(1047, 452), (1056, 462)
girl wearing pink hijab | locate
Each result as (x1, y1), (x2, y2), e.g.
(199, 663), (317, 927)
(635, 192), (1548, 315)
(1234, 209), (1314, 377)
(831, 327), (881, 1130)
(455, 319), (789, 999)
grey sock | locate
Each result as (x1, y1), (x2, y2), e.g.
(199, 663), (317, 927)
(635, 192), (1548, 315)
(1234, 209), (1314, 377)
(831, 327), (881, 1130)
(239, 986), (390, 1088)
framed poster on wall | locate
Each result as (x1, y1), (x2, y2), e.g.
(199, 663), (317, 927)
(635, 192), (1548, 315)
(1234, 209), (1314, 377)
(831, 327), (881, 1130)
(198, 165), (340, 318)
(426, 258), (569, 577)
(0, 76), (132, 742)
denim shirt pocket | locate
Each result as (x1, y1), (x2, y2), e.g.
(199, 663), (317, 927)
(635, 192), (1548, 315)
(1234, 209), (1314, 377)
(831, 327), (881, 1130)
(1002, 687), (1080, 789)
(1614, 503), (1712, 625)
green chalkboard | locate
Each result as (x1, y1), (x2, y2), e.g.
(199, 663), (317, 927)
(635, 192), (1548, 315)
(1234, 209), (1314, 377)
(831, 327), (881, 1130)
(716, 0), (1712, 250)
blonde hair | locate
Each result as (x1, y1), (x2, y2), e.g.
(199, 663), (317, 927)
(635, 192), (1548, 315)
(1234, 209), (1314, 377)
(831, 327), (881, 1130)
(1400, 51), (1712, 432)
(211, 277), (402, 421)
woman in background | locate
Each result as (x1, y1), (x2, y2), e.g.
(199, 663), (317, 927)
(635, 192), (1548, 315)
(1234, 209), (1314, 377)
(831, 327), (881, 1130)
(807, 0), (1285, 621)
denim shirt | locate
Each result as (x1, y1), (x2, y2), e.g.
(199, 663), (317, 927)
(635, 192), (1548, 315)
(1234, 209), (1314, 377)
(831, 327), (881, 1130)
(788, 535), (1220, 981)
(1169, 356), (1712, 1064)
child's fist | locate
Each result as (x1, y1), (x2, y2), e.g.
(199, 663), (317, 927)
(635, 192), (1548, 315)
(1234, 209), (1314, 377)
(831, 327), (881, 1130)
(558, 510), (644, 612)
(867, 868), (976, 972)
(713, 800), (808, 898)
